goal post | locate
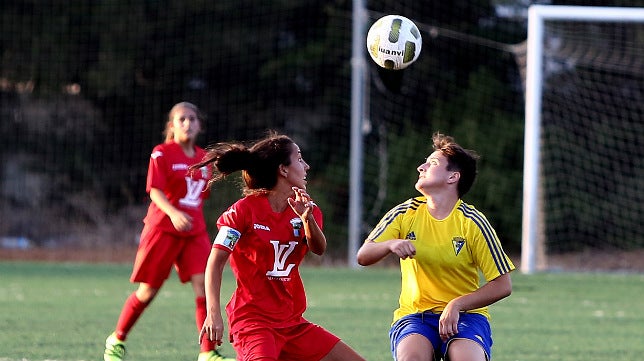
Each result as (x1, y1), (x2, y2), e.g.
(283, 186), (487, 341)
(521, 5), (644, 274)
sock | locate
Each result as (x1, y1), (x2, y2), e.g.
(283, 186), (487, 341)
(114, 292), (149, 341)
(196, 296), (215, 352)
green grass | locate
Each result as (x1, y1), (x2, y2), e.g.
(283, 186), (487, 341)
(1, 262), (643, 361)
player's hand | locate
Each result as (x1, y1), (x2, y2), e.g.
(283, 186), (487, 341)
(388, 239), (416, 260)
(170, 210), (193, 232)
(438, 301), (461, 341)
(199, 312), (224, 346)
(288, 187), (315, 220)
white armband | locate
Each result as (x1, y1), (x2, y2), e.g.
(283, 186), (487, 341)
(213, 226), (241, 251)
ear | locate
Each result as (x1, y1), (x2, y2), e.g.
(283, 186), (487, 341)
(279, 164), (288, 177)
(447, 171), (460, 184)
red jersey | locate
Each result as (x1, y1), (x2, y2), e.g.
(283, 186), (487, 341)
(143, 142), (210, 236)
(214, 194), (323, 334)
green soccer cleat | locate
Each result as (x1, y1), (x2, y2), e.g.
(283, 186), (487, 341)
(104, 333), (126, 361)
(197, 350), (236, 361)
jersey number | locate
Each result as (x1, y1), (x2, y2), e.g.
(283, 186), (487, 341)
(266, 241), (297, 277)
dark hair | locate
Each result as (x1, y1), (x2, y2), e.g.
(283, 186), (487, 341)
(432, 132), (479, 197)
(191, 131), (294, 195)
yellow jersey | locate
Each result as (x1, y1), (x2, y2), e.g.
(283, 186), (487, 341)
(367, 197), (515, 322)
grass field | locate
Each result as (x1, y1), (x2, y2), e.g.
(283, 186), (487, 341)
(1, 261), (643, 361)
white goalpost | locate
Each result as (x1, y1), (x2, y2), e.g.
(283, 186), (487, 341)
(521, 5), (644, 274)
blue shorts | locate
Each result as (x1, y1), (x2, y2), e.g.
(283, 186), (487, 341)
(389, 312), (492, 361)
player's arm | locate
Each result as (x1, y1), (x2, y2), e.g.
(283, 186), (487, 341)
(356, 238), (416, 266)
(438, 273), (513, 341)
(289, 187), (326, 255)
(302, 211), (326, 255)
(200, 247), (230, 346)
(149, 187), (192, 231)
(443, 221), (514, 315)
(445, 272), (512, 313)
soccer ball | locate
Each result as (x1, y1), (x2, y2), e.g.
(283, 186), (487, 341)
(366, 15), (422, 70)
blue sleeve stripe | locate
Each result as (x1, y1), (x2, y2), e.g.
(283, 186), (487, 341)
(368, 198), (423, 240)
(458, 203), (512, 273)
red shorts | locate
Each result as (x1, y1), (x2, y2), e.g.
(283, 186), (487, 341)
(231, 321), (341, 361)
(130, 224), (210, 288)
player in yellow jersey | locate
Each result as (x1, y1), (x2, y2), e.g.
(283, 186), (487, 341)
(357, 132), (514, 361)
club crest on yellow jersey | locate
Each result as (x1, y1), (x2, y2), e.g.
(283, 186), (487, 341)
(452, 237), (465, 256)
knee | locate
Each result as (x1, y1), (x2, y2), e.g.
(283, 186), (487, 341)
(135, 284), (159, 303)
(191, 274), (206, 297)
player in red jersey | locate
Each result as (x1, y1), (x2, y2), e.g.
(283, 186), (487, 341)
(192, 131), (365, 361)
(103, 102), (234, 361)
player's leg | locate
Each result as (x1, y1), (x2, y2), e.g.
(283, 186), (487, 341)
(319, 340), (365, 361)
(116, 227), (174, 338)
(445, 339), (487, 361)
(443, 313), (491, 361)
(134, 282), (160, 303)
(191, 273), (235, 361)
(231, 326), (282, 361)
(104, 282), (160, 361)
(179, 234), (235, 361)
(117, 283), (159, 339)
(389, 313), (440, 361)
(104, 227), (176, 360)
(190, 272), (206, 297)
(395, 334), (434, 361)
(177, 233), (210, 336)
(276, 322), (363, 361)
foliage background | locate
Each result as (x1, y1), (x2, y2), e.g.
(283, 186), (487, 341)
(1, 0), (641, 260)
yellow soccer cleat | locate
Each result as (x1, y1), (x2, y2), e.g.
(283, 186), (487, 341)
(197, 349), (236, 361)
(104, 333), (126, 361)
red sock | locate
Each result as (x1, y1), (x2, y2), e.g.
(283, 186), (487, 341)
(196, 296), (215, 352)
(114, 292), (149, 341)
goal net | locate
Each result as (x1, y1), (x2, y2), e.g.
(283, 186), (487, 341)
(521, 5), (644, 273)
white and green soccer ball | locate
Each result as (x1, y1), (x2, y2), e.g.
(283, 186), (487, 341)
(366, 14), (422, 70)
